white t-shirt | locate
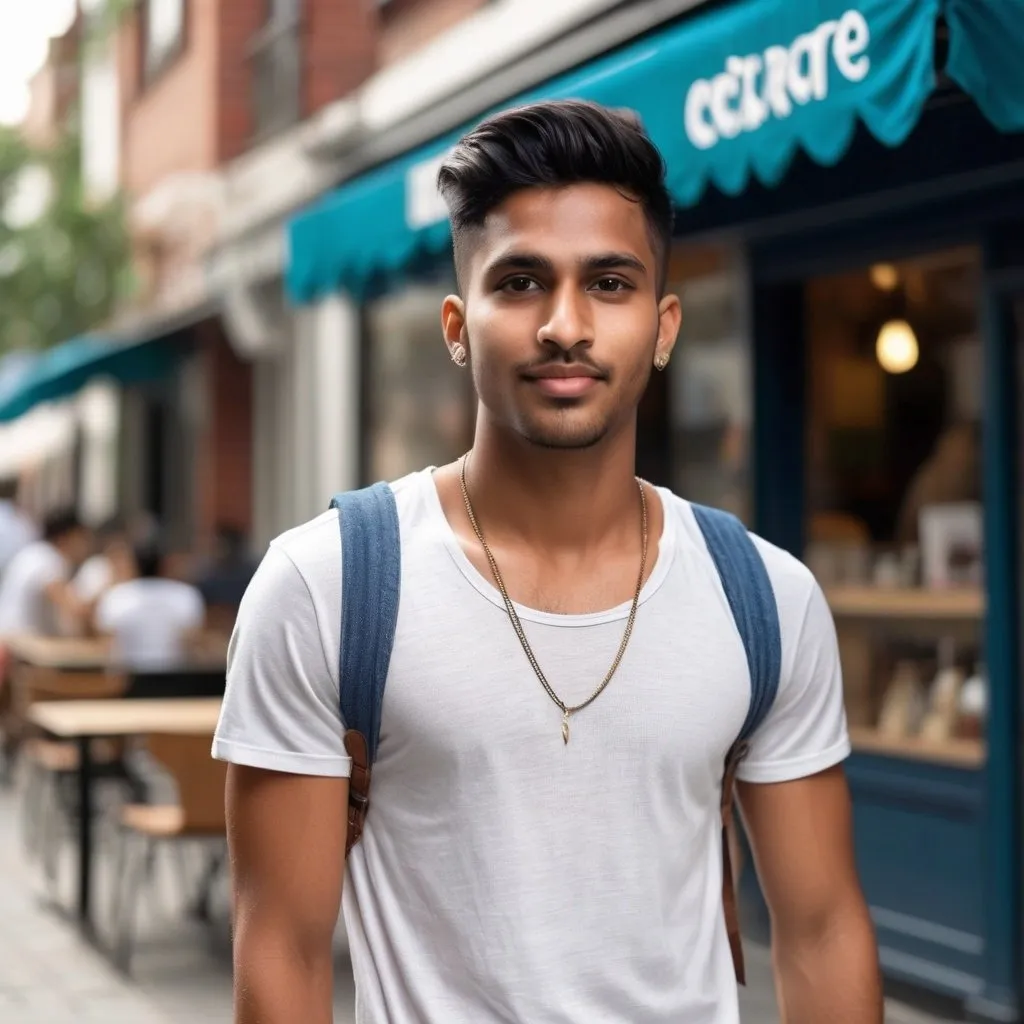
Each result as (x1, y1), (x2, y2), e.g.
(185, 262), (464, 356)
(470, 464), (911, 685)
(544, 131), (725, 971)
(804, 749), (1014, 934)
(73, 554), (114, 603)
(213, 469), (849, 1024)
(95, 578), (205, 670)
(0, 540), (66, 637)
(0, 500), (39, 577)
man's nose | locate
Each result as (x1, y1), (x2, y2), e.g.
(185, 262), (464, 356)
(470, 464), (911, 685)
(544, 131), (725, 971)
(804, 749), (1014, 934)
(537, 283), (594, 352)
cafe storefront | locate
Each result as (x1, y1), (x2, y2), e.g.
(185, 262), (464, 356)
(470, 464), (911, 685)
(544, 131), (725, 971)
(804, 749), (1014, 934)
(285, 0), (1024, 1016)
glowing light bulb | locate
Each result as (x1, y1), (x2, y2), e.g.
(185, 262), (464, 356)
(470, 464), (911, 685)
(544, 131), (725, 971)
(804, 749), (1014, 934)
(870, 263), (899, 292)
(876, 319), (919, 374)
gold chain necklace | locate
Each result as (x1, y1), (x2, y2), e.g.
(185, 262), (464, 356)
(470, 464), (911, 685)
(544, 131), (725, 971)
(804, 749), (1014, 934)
(458, 453), (648, 744)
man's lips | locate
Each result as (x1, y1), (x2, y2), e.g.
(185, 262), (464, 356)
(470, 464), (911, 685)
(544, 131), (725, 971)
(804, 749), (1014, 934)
(529, 376), (600, 398)
(521, 365), (605, 398)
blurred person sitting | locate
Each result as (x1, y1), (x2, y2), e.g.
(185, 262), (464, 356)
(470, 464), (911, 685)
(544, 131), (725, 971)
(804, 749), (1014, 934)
(0, 478), (39, 581)
(193, 523), (259, 631)
(0, 509), (92, 780)
(94, 541), (205, 671)
(0, 509), (93, 638)
(72, 519), (135, 603)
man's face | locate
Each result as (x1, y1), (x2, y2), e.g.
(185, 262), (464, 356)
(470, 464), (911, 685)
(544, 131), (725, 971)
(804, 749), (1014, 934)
(62, 528), (93, 568)
(443, 183), (680, 450)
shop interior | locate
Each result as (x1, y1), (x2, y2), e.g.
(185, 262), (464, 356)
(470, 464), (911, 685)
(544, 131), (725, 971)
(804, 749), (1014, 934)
(804, 247), (986, 766)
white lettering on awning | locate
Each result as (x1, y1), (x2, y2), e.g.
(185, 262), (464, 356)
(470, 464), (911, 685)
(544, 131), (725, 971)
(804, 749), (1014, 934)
(684, 9), (871, 151)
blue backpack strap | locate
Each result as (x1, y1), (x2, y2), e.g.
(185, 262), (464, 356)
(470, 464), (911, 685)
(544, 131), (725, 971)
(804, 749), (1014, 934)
(329, 481), (401, 854)
(690, 504), (782, 747)
(690, 502), (782, 986)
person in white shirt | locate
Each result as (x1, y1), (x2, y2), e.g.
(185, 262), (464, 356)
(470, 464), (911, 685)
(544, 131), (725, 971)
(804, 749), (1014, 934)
(0, 479), (38, 580)
(0, 509), (93, 776)
(69, 519), (135, 614)
(94, 542), (205, 671)
(214, 101), (880, 1023)
(0, 509), (92, 638)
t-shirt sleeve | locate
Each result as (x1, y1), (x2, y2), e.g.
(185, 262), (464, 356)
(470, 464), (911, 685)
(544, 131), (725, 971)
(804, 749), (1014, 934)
(38, 548), (67, 590)
(212, 545), (351, 778)
(736, 562), (851, 784)
(181, 586), (206, 631)
(93, 589), (119, 634)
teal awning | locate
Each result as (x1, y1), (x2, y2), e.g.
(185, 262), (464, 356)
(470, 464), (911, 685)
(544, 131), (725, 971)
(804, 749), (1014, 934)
(288, 0), (946, 303)
(0, 333), (182, 423)
(945, 0), (1024, 133)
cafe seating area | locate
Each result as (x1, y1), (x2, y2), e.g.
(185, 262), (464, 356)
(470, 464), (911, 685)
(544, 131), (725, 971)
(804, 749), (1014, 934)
(2, 632), (230, 974)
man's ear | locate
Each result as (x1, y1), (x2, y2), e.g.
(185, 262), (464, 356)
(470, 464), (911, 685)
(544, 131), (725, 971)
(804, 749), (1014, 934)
(441, 295), (468, 357)
(654, 292), (682, 368)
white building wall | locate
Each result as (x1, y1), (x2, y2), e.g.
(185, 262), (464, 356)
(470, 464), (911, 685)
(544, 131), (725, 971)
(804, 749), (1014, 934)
(250, 293), (359, 548)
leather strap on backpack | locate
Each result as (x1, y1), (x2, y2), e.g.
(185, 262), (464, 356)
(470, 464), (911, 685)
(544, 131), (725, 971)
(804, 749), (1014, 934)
(344, 729), (372, 856)
(720, 740), (749, 985)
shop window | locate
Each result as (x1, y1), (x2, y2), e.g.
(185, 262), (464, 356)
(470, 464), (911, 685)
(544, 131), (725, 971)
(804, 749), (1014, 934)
(251, 0), (302, 138)
(805, 248), (985, 766)
(365, 279), (474, 482)
(665, 244), (751, 521)
(142, 0), (186, 83)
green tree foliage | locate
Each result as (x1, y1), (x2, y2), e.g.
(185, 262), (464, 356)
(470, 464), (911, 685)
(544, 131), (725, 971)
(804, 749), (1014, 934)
(0, 2), (133, 355)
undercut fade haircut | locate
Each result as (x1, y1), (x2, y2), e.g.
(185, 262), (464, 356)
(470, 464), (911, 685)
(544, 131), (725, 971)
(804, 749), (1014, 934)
(437, 99), (675, 294)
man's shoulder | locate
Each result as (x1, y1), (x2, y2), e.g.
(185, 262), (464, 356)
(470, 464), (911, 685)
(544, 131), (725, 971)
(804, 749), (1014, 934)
(661, 490), (818, 610)
(267, 468), (431, 587)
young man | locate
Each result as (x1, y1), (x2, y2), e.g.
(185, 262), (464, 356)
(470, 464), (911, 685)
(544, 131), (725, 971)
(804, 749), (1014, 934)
(0, 509), (92, 638)
(214, 100), (881, 1023)
(94, 541), (205, 671)
(0, 478), (38, 579)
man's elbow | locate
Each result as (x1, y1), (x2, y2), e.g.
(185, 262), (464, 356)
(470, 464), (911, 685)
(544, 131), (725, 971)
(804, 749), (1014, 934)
(233, 907), (335, 972)
(773, 891), (877, 963)
(232, 910), (336, 1022)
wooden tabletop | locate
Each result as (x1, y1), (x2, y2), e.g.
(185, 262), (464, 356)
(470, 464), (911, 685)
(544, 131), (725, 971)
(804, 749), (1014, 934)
(27, 698), (223, 738)
(5, 634), (111, 670)
(4, 633), (227, 673)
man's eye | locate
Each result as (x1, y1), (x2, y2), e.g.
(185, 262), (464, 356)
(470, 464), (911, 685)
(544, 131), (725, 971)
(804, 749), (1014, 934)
(502, 276), (539, 293)
(592, 277), (631, 292)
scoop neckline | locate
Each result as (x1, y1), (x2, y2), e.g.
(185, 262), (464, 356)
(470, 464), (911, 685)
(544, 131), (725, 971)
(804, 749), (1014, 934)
(421, 466), (676, 627)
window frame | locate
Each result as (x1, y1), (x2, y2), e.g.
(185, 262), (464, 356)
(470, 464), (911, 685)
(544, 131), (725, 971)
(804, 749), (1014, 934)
(140, 0), (188, 87)
(248, 0), (304, 141)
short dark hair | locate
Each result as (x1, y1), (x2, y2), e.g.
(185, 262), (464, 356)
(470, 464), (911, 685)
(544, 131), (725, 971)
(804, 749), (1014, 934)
(437, 99), (675, 293)
(42, 509), (83, 543)
(134, 542), (163, 579)
(96, 517), (125, 542)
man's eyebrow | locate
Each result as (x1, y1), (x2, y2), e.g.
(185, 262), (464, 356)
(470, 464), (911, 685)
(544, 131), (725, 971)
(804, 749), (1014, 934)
(581, 253), (648, 275)
(483, 253), (555, 276)
(483, 252), (648, 276)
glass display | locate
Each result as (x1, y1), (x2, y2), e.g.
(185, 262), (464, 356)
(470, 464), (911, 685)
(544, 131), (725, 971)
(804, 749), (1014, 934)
(365, 279), (474, 482)
(667, 244), (751, 522)
(805, 248), (985, 766)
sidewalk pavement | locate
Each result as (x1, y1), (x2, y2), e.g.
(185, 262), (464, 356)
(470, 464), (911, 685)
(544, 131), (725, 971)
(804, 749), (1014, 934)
(0, 787), (953, 1023)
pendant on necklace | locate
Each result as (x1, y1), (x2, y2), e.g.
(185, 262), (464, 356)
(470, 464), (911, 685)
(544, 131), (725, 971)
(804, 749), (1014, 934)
(561, 709), (570, 745)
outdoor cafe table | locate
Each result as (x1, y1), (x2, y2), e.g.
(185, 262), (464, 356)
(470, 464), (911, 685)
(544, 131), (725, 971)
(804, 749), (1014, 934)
(6, 634), (111, 670)
(26, 697), (223, 944)
(6, 633), (227, 697)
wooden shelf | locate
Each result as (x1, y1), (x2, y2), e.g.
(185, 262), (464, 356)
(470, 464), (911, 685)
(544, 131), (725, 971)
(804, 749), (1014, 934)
(849, 726), (985, 768)
(825, 586), (984, 620)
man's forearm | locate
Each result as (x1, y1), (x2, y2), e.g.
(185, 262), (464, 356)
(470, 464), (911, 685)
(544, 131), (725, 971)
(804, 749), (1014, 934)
(773, 904), (883, 1023)
(234, 931), (335, 1024)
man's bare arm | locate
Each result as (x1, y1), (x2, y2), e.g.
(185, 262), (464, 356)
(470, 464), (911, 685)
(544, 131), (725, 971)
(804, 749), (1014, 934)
(739, 765), (882, 1023)
(43, 580), (90, 632)
(227, 764), (349, 1024)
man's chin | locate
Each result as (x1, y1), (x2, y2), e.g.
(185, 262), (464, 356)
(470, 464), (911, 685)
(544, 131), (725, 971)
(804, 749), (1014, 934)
(518, 420), (610, 451)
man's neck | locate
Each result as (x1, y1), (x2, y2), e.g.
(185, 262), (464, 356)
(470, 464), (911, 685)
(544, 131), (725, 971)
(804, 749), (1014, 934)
(462, 420), (641, 554)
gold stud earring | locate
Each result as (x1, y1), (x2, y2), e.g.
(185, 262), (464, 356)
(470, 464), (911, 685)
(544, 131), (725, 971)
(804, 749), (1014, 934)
(451, 344), (467, 367)
(654, 353), (669, 371)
